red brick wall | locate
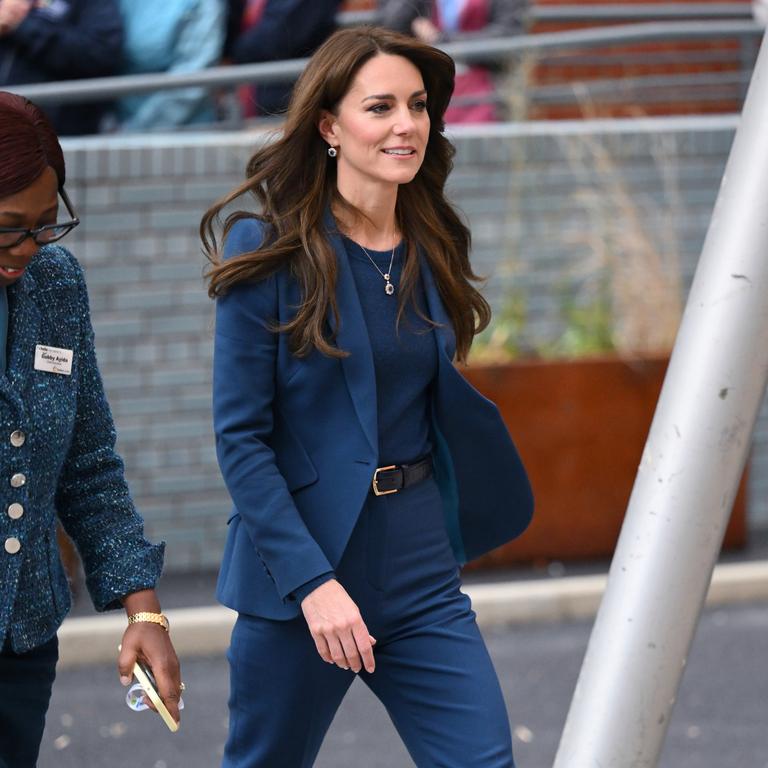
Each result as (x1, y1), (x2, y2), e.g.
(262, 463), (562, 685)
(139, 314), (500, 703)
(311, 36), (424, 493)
(338, 0), (755, 118)
(340, 0), (376, 9)
(528, 0), (754, 118)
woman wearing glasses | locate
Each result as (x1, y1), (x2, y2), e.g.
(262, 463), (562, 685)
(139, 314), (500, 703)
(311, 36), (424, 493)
(0, 92), (182, 768)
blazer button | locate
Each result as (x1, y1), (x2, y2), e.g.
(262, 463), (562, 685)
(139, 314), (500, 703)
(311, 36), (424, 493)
(9, 430), (25, 448)
(4, 537), (21, 555)
(10, 473), (26, 488)
(7, 503), (23, 520)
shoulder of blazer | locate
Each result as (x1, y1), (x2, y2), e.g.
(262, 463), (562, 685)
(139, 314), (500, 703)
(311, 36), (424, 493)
(17, 246), (87, 326)
(223, 217), (270, 262)
(220, 217), (303, 298)
(216, 217), (292, 339)
(27, 245), (84, 289)
(26, 244), (85, 294)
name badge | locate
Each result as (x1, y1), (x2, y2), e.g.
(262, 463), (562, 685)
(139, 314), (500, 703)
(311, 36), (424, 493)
(34, 345), (73, 376)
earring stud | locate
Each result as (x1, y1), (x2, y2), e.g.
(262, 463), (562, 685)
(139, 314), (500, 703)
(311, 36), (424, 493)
(327, 146), (338, 158)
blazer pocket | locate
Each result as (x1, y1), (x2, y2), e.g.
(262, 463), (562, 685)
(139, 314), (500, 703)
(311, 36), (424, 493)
(272, 407), (318, 493)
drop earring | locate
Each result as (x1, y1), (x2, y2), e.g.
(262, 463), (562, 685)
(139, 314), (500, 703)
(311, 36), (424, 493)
(327, 146), (338, 158)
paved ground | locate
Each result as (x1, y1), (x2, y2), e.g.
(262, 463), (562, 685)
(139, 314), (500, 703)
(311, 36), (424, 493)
(39, 601), (768, 768)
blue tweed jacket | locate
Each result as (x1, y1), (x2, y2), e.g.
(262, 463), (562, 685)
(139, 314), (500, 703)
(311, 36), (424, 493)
(0, 246), (164, 653)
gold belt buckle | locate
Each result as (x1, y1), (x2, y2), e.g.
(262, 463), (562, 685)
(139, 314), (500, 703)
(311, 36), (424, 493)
(372, 465), (398, 496)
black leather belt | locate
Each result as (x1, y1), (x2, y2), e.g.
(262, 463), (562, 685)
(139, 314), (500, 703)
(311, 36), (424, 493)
(371, 456), (433, 496)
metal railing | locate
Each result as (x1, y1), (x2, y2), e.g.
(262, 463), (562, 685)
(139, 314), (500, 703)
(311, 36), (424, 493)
(530, 69), (753, 106)
(339, 3), (755, 24)
(9, 20), (762, 107)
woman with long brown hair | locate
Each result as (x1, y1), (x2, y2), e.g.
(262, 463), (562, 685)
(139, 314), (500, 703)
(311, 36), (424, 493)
(202, 26), (533, 767)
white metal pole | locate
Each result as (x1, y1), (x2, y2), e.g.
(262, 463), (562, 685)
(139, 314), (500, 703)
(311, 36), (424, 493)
(554, 29), (768, 768)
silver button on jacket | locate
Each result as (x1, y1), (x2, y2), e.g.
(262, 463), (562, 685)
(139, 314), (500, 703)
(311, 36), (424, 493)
(0, 245), (165, 655)
(10, 430), (25, 447)
(4, 537), (21, 555)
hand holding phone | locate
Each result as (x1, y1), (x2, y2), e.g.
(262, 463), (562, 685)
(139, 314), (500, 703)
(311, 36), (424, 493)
(117, 614), (183, 730)
(126, 660), (183, 732)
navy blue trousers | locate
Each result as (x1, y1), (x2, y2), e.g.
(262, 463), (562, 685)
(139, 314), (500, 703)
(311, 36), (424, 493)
(0, 635), (58, 768)
(223, 478), (515, 768)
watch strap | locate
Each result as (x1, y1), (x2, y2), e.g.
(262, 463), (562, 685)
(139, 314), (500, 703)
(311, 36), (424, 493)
(127, 611), (169, 632)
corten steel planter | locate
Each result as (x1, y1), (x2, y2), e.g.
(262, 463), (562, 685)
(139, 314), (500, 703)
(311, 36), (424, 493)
(462, 356), (747, 569)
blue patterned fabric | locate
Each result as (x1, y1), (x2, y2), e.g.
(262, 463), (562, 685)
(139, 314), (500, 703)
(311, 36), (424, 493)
(0, 246), (164, 653)
(0, 287), (7, 376)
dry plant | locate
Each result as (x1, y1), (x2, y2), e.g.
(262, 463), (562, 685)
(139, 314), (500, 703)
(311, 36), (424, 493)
(467, 54), (534, 365)
(498, 50), (536, 122)
(471, 72), (685, 363)
(561, 128), (684, 356)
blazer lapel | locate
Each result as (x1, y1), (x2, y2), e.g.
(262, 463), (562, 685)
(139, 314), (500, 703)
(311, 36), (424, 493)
(4, 270), (41, 395)
(419, 252), (456, 361)
(323, 212), (379, 456)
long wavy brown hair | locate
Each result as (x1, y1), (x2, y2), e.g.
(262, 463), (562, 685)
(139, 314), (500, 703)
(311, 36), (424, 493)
(201, 26), (490, 362)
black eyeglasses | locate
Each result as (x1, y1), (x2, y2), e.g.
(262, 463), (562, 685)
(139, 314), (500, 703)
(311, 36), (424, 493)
(0, 187), (80, 248)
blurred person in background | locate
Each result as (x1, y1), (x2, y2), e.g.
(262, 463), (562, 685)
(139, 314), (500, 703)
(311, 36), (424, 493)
(117, 0), (225, 131)
(0, 92), (182, 768)
(230, 0), (342, 117)
(223, 0), (246, 60)
(0, 0), (123, 136)
(380, 0), (527, 122)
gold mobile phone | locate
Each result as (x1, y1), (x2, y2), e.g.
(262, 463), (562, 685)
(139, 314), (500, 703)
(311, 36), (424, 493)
(132, 660), (180, 732)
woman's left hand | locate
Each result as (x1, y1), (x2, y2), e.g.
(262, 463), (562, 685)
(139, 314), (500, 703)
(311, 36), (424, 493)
(117, 589), (183, 724)
(118, 622), (182, 723)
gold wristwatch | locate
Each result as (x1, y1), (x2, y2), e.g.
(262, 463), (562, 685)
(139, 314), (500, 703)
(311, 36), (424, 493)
(127, 611), (170, 632)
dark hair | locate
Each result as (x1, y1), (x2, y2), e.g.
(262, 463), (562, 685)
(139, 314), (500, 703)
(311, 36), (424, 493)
(0, 92), (65, 197)
(201, 26), (490, 362)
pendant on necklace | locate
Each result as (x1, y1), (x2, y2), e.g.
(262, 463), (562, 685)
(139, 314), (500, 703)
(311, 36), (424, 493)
(384, 274), (395, 295)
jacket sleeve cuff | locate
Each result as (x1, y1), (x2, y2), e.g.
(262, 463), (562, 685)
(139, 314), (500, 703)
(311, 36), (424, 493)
(86, 541), (165, 612)
(290, 571), (335, 605)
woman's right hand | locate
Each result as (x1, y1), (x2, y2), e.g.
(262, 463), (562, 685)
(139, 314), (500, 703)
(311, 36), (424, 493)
(300, 579), (376, 674)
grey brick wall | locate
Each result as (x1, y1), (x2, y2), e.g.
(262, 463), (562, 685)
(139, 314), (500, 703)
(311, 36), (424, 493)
(60, 116), (764, 573)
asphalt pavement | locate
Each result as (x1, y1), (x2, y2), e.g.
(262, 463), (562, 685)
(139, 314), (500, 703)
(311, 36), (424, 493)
(38, 600), (768, 768)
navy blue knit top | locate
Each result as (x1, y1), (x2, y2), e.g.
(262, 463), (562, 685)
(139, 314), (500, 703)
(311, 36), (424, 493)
(290, 237), (440, 604)
(344, 236), (437, 466)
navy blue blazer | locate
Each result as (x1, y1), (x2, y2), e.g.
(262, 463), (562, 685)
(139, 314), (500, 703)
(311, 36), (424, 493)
(0, 247), (164, 653)
(214, 217), (533, 620)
